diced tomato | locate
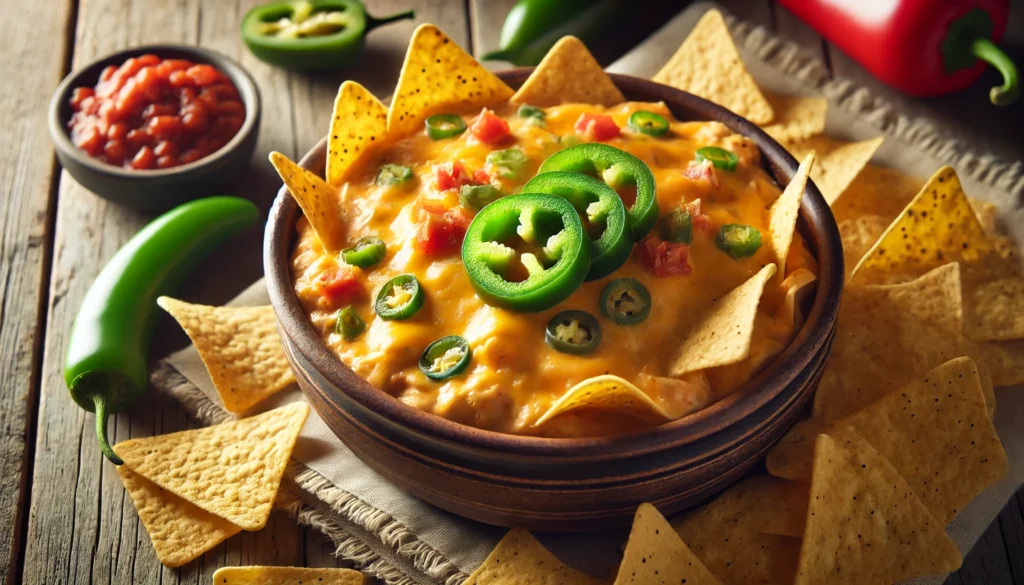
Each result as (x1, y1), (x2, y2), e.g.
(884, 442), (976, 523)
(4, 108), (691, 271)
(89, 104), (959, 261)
(574, 113), (620, 142)
(416, 205), (473, 256)
(433, 161), (474, 192)
(473, 168), (491, 185)
(635, 238), (692, 278)
(469, 108), (511, 145)
(683, 199), (714, 234)
(682, 160), (720, 189)
(315, 267), (365, 306)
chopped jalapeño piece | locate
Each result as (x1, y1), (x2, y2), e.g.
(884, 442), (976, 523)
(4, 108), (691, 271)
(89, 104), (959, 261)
(419, 335), (471, 380)
(627, 111), (669, 136)
(342, 236), (386, 268)
(545, 310), (601, 355)
(334, 306), (365, 341)
(374, 274), (425, 320)
(459, 184), (504, 212)
(486, 148), (529, 179)
(695, 146), (738, 171)
(599, 278), (651, 325)
(376, 163), (414, 187)
(517, 104), (546, 126)
(716, 224), (762, 259)
(659, 208), (692, 244)
(425, 113), (467, 140)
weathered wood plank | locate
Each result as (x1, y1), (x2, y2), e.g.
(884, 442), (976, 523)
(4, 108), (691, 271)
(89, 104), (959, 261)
(999, 491), (1024, 584)
(944, 512), (1016, 585)
(0, 0), (74, 582)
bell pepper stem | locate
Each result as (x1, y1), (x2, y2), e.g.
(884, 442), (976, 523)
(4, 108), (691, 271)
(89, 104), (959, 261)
(91, 392), (124, 465)
(365, 9), (415, 33)
(970, 37), (1019, 106)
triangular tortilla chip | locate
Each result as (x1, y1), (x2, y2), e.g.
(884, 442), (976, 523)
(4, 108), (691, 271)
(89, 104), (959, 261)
(270, 151), (346, 252)
(614, 503), (722, 585)
(967, 278), (1024, 341)
(674, 511), (800, 585)
(670, 263), (777, 376)
(116, 403), (309, 531)
(157, 298), (295, 414)
(679, 475), (809, 539)
(535, 375), (672, 427)
(761, 93), (827, 143)
(212, 566), (365, 585)
(781, 268), (817, 330)
(464, 528), (602, 585)
(654, 10), (773, 124)
(511, 36), (625, 107)
(117, 466), (240, 568)
(769, 154), (813, 276)
(388, 24), (514, 138)
(812, 263), (1024, 420)
(785, 136), (883, 205)
(838, 215), (888, 278)
(830, 164), (924, 224)
(326, 81), (388, 186)
(768, 357), (1006, 524)
(794, 433), (962, 585)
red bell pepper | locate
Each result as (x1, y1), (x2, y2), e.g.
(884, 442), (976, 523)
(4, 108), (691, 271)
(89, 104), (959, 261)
(778, 0), (1019, 105)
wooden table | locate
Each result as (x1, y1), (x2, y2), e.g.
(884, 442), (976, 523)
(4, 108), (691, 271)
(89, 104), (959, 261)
(3, 1), (1022, 584)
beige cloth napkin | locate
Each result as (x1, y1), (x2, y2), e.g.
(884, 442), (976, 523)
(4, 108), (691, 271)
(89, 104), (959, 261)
(152, 4), (1024, 584)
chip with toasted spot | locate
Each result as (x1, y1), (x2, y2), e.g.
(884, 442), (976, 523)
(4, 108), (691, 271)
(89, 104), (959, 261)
(769, 154), (813, 276)
(464, 528), (602, 585)
(670, 263), (777, 377)
(116, 402), (309, 531)
(793, 432), (961, 585)
(768, 357), (1006, 524)
(534, 375), (671, 427)
(838, 215), (888, 278)
(511, 36), (625, 107)
(388, 24), (513, 138)
(785, 135), (883, 205)
(326, 81), (388, 186)
(157, 298), (295, 414)
(613, 503), (722, 585)
(830, 164), (924, 224)
(761, 93), (827, 142)
(117, 466), (240, 568)
(653, 10), (773, 124)
(674, 513), (800, 585)
(270, 151), (345, 252)
(212, 566), (365, 585)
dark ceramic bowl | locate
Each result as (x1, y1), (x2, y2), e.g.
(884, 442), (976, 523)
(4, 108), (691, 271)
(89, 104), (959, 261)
(265, 70), (844, 531)
(48, 45), (261, 213)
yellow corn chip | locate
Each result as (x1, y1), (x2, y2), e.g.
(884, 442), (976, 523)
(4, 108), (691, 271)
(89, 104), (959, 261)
(812, 263), (1024, 420)
(781, 268), (817, 330)
(511, 36), (625, 107)
(838, 215), (888, 278)
(967, 278), (1024, 340)
(785, 136), (883, 205)
(769, 154), (813, 276)
(534, 375), (671, 427)
(674, 517), (800, 585)
(681, 475), (808, 539)
(830, 164), (925, 224)
(212, 566), (365, 585)
(768, 357), (1006, 524)
(326, 81), (388, 186)
(653, 10), (773, 124)
(270, 151), (345, 252)
(388, 24), (514, 138)
(464, 528), (602, 585)
(118, 466), (240, 568)
(670, 263), (777, 377)
(793, 433), (961, 585)
(613, 503), (722, 585)
(761, 93), (827, 143)
(116, 402), (309, 531)
(157, 298), (295, 414)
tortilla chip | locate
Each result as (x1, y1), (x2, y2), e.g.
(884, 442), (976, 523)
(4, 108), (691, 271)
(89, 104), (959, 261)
(464, 528), (602, 585)
(653, 10), (773, 124)
(769, 357), (1006, 524)
(115, 403), (309, 531)
(769, 155), (813, 276)
(212, 566), (365, 585)
(511, 36), (625, 107)
(967, 278), (1024, 340)
(812, 263), (1024, 420)
(614, 503), (722, 585)
(785, 136), (884, 205)
(781, 268), (817, 330)
(326, 81), (388, 186)
(270, 151), (345, 252)
(793, 433), (961, 585)
(117, 466), (240, 568)
(157, 298), (295, 414)
(669, 263), (777, 377)
(838, 215), (888, 278)
(761, 93), (827, 142)
(680, 475), (809, 539)
(534, 375), (671, 427)
(388, 24), (514, 138)
(830, 164), (925, 225)
(674, 519), (800, 585)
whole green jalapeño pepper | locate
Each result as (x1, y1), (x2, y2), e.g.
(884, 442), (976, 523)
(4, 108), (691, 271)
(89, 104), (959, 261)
(64, 197), (259, 464)
(241, 0), (414, 71)
(522, 171), (632, 280)
(538, 143), (659, 240)
(462, 193), (590, 312)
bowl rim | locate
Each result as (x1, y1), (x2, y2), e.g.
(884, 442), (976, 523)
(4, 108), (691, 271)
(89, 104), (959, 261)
(265, 69), (844, 458)
(47, 44), (262, 180)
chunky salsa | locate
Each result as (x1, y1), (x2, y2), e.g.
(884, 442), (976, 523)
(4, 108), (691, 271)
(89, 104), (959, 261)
(291, 101), (817, 437)
(68, 55), (245, 170)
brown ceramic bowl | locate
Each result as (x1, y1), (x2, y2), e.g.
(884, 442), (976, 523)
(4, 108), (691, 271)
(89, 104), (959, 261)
(265, 70), (844, 531)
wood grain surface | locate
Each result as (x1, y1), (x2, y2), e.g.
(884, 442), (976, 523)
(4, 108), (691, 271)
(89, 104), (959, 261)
(2, 0), (1021, 584)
